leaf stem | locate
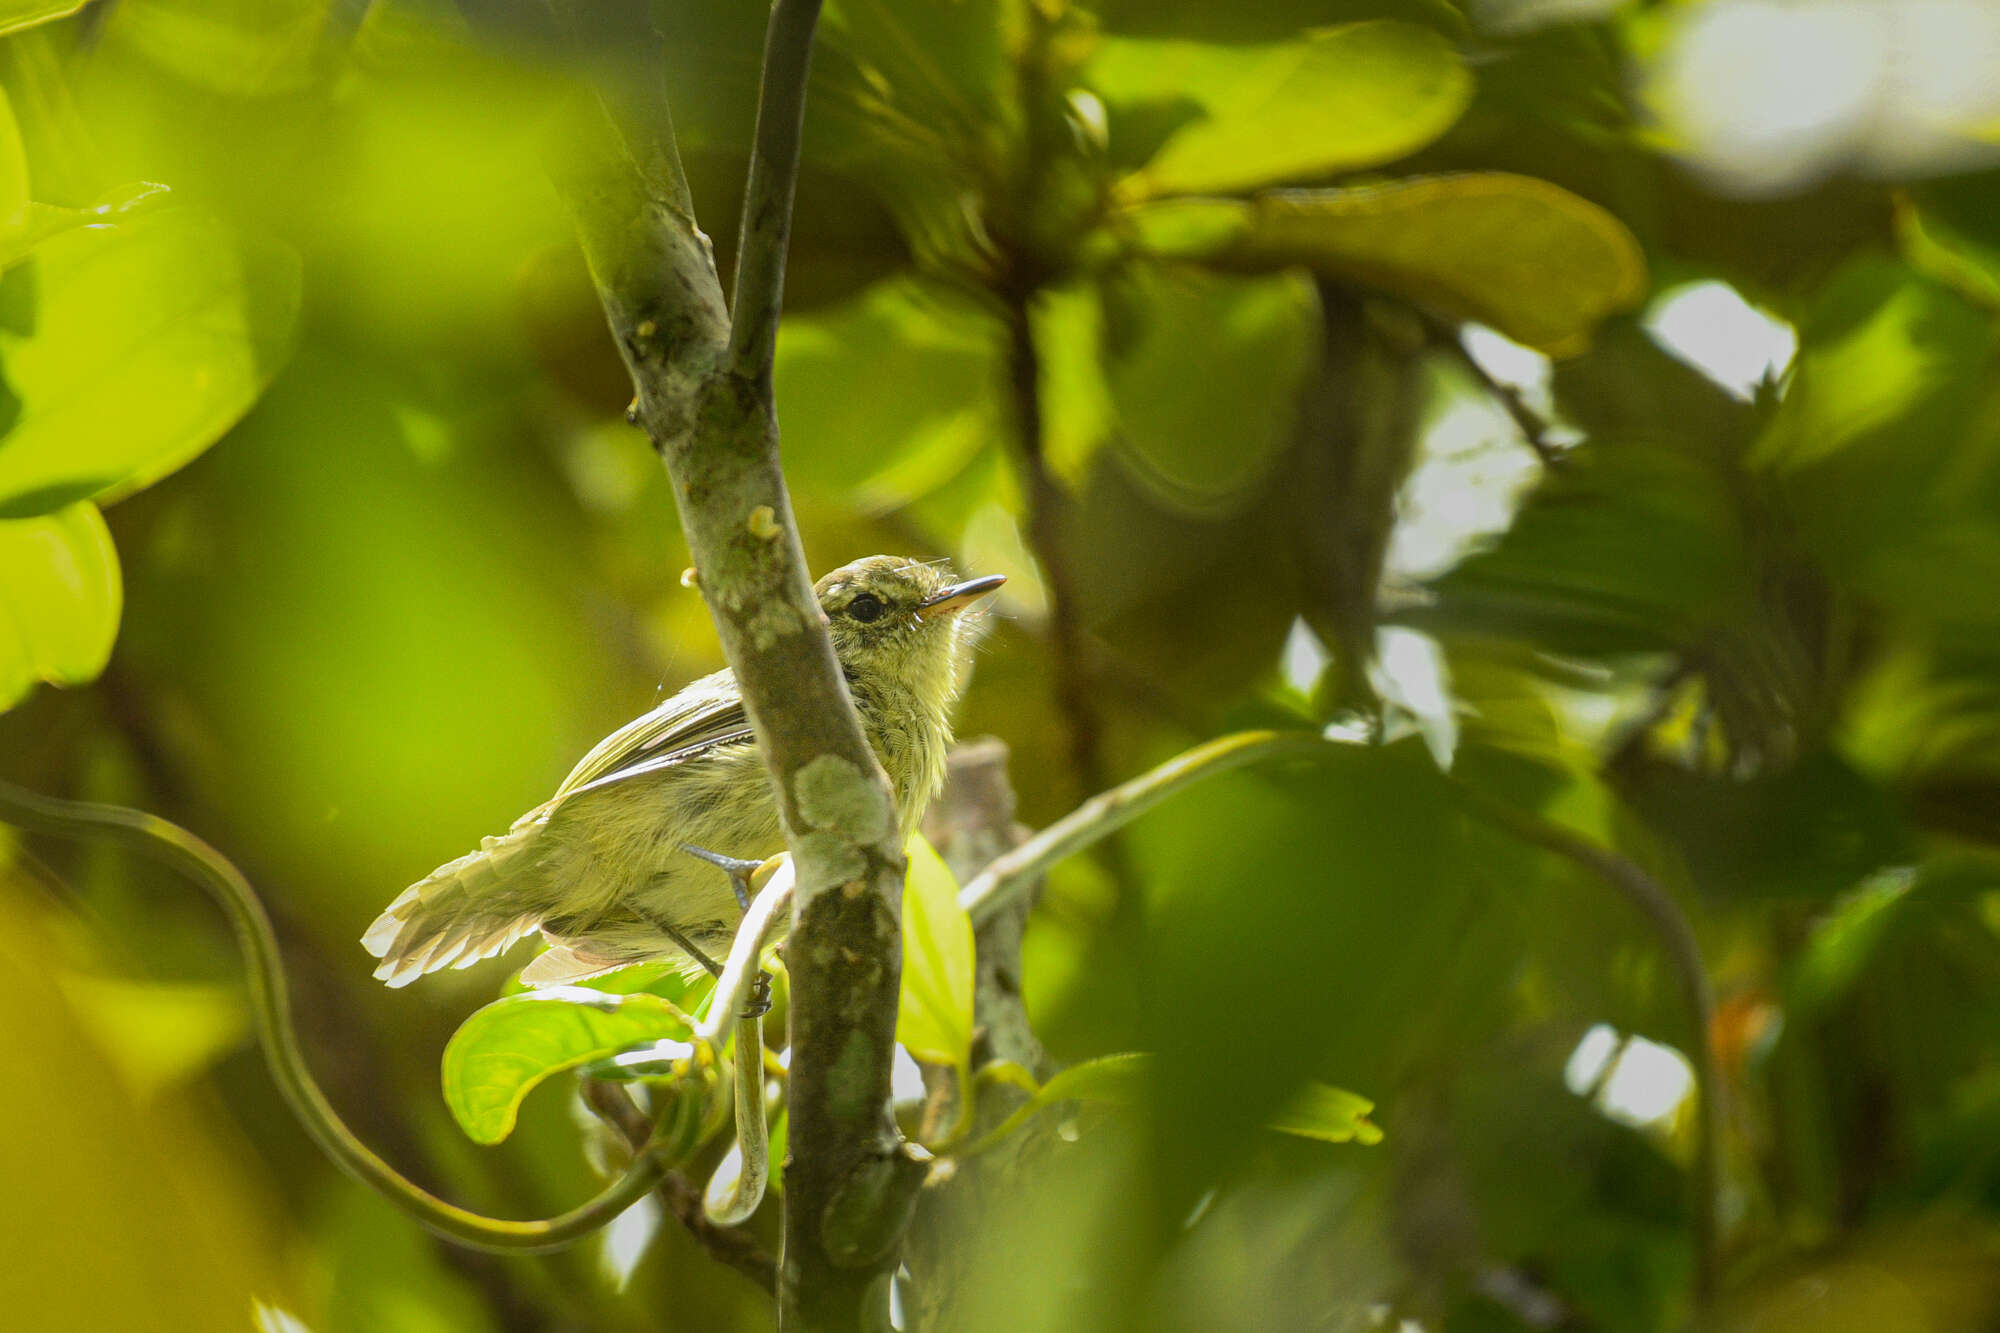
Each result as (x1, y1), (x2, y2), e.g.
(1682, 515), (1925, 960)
(958, 730), (1335, 925)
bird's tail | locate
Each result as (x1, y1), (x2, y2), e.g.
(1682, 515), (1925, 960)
(362, 824), (546, 987)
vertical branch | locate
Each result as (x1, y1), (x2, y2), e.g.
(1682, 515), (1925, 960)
(727, 0), (824, 386)
(553, 2), (924, 1328)
(1002, 292), (1107, 797)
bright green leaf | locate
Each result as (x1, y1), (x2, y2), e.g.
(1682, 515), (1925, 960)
(0, 208), (299, 517)
(897, 832), (975, 1067)
(1753, 260), (1990, 474)
(1033, 280), (1118, 487)
(971, 1054), (1383, 1150)
(1136, 174), (1646, 355)
(0, 86), (26, 228)
(0, 0), (86, 38)
(0, 183), (174, 274)
(1787, 871), (1915, 1018)
(100, 0), (330, 98)
(0, 502), (120, 712)
(1104, 266), (1316, 513)
(441, 988), (695, 1145)
(1034, 1051), (1151, 1106)
(774, 278), (999, 508)
(1096, 22), (1471, 197)
(1267, 1081), (1384, 1145)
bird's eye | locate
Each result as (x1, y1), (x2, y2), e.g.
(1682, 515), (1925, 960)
(846, 593), (885, 623)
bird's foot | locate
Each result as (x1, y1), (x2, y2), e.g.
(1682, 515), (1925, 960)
(679, 843), (768, 914)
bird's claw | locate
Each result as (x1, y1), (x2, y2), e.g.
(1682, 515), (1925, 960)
(680, 843), (767, 914)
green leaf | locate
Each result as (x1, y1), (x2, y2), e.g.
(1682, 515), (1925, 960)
(1267, 1081), (1384, 1145)
(1032, 280), (1118, 487)
(0, 502), (120, 712)
(0, 0), (85, 38)
(0, 86), (26, 227)
(0, 208), (300, 519)
(1418, 441), (1751, 659)
(773, 279), (999, 507)
(1034, 1051), (1151, 1106)
(1095, 22), (1471, 197)
(441, 988), (694, 1145)
(1103, 265), (1316, 514)
(0, 184), (174, 274)
(1136, 174), (1646, 355)
(970, 1054), (1383, 1151)
(897, 832), (974, 1067)
(98, 0), (331, 98)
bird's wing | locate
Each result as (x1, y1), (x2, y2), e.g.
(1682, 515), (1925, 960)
(545, 670), (755, 807)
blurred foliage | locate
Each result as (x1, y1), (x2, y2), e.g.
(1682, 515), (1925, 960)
(4, 0), (2000, 1330)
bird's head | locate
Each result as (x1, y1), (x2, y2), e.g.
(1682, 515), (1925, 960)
(815, 556), (1004, 704)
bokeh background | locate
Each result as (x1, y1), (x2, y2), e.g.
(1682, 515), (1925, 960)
(6, 0), (2000, 1329)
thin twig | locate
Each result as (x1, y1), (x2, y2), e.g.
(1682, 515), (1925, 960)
(1001, 290), (1108, 797)
(1422, 314), (1562, 466)
(959, 731), (1335, 925)
(726, 0), (826, 387)
(583, 1080), (778, 1293)
(0, 779), (667, 1252)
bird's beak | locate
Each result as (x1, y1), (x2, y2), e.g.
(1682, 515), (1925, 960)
(916, 573), (1007, 619)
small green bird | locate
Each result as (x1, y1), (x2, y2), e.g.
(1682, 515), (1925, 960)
(363, 555), (1003, 988)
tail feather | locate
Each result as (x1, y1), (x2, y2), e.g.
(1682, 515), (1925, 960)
(363, 824), (546, 987)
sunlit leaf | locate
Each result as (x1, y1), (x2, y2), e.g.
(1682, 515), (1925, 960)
(1103, 266), (1316, 513)
(774, 278), (999, 507)
(0, 209), (300, 518)
(100, 0), (331, 98)
(441, 988), (695, 1145)
(1135, 174), (1646, 355)
(0, 0), (85, 38)
(1267, 1081), (1384, 1145)
(0, 187), (173, 274)
(1788, 871), (1917, 1017)
(972, 1054), (1383, 1151)
(898, 832), (975, 1068)
(1096, 22), (1472, 196)
(0, 86), (25, 226)
(1033, 279), (1118, 487)
(0, 502), (120, 712)
(1753, 258), (1990, 474)
(1034, 1051), (1151, 1106)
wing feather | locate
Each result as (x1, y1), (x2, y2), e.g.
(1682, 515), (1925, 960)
(546, 669), (756, 807)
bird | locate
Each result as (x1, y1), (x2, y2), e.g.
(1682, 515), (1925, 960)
(362, 555), (1004, 988)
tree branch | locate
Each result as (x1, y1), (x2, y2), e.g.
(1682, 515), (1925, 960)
(0, 779), (668, 1253)
(550, 4), (917, 1325)
(583, 1080), (778, 1294)
(1421, 312), (1562, 466)
(1001, 290), (1107, 798)
(727, 0), (824, 387)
